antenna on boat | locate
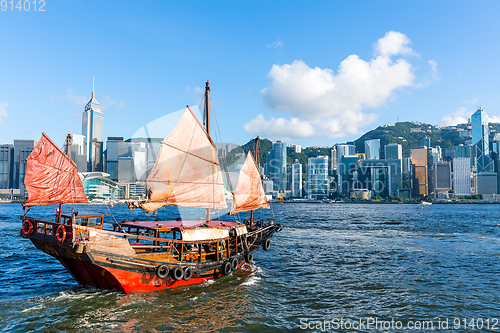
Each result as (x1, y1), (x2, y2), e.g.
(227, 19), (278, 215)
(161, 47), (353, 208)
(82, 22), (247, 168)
(204, 80), (211, 224)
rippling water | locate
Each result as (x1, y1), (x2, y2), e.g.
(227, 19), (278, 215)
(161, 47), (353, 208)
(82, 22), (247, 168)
(1, 203), (500, 332)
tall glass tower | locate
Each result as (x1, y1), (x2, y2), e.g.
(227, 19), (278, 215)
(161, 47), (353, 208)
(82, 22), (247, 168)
(265, 140), (287, 192)
(471, 106), (493, 173)
(82, 89), (104, 172)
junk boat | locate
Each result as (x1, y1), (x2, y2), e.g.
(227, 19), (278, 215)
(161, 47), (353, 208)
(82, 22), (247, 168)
(20, 81), (281, 293)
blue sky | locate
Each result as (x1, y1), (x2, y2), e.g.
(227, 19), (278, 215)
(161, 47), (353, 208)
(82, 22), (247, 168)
(1, 1), (499, 147)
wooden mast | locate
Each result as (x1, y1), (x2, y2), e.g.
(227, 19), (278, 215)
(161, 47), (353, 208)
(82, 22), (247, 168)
(204, 80), (211, 223)
(57, 134), (72, 223)
(249, 136), (259, 224)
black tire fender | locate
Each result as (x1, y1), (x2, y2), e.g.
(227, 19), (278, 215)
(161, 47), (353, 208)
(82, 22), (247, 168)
(222, 261), (232, 275)
(172, 266), (184, 281)
(263, 238), (271, 251)
(276, 223), (283, 232)
(155, 264), (169, 279)
(183, 267), (192, 281)
(230, 257), (239, 271)
(245, 252), (254, 263)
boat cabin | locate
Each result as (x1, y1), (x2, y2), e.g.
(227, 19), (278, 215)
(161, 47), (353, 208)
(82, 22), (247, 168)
(111, 220), (247, 263)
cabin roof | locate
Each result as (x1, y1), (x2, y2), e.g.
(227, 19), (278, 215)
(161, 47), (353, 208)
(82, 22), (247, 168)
(117, 220), (241, 231)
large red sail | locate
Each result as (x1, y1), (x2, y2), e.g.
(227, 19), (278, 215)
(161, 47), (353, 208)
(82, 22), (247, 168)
(23, 133), (88, 208)
(229, 151), (270, 215)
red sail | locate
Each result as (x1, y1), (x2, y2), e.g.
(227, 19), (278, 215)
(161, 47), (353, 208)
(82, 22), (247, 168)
(23, 133), (88, 208)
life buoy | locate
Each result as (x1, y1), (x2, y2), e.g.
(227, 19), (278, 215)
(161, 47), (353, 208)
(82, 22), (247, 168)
(245, 252), (254, 263)
(222, 261), (232, 275)
(22, 220), (34, 235)
(183, 267), (192, 281)
(230, 258), (239, 271)
(263, 238), (271, 251)
(56, 225), (67, 242)
(156, 264), (169, 279)
(171, 266), (184, 281)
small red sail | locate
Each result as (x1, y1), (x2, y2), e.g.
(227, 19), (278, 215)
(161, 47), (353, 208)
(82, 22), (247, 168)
(229, 151), (270, 215)
(23, 133), (88, 208)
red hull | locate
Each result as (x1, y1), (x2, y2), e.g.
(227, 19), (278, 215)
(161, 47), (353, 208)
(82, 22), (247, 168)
(55, 252), (244, 293)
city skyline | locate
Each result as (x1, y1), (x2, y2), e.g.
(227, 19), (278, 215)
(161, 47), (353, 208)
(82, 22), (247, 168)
(1, 1), (500, 147)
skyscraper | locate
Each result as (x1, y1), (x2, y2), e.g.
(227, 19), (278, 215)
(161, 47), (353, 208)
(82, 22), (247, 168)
(411, 147), (428, 197)
(433, 161), (451, 192)
(471, 106), (493, 173)
(385, 143), (402, 160)
(307, 156), (329, 199)
(291, 159), (302, 198)
(265, 140), (287, 192)
(13, 139), (36, 190)
(82, 88), (104, 172)
(364, 139), (380, 160)
(0, 144), (14, 189)
(453, 157), (471, 196)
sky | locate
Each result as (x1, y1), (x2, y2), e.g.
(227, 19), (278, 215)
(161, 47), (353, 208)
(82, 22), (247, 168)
(1, 1), (500, 148)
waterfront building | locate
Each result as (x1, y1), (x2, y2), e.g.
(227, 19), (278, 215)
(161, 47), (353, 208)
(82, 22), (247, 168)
(338, 155), (360, 196)
(68, 134), (87, 172)
(291, 159), (302, 198)
(262, 179), (274, 194)
(358, 159), (402, 197)
(336, 144), (356, 193)
(433, 161), (452, 192)
(118, 156), (135, 183)
(80, 172), (121, 200)
(307, 156), (329, 199)
(475, 172), (497, 195)
(453, 157), (472, 196)
(82, 88), (104, 172)
(13, 139), (36, 195)
(411, 147), (428, 197)
(364, 139), (380, 160)
(385, 143), (402, 160)
(265, 140), (287, 192)
(331, 146), (337, 173)
(0, 144), (14, 189)
(105, 137), (126, 181)
(471, 106), (493, 173)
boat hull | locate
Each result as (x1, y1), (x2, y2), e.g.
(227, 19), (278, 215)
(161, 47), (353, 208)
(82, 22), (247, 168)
(21, 221), (268, 293)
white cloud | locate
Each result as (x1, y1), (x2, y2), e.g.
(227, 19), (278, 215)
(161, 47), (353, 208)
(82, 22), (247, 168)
(244, 114), (315, 138)
(429, 60), (439, 81)
(50, 89), (125, 112)
(0, 102), (8, 125)
(50, 89), (87, 107)
(252, 31), (416, 139)
(99, 95), (126, 111)
(489, 115), (500, 123)
(374, 31), (416, 57)
(464, 98), (478, 104)
(442, 107), (470, 126)
(267, 38), (285, 48)
(416, 59), (440, 88)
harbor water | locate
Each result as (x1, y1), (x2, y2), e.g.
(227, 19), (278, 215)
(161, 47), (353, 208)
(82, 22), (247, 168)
(1, 203), (500, 332)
